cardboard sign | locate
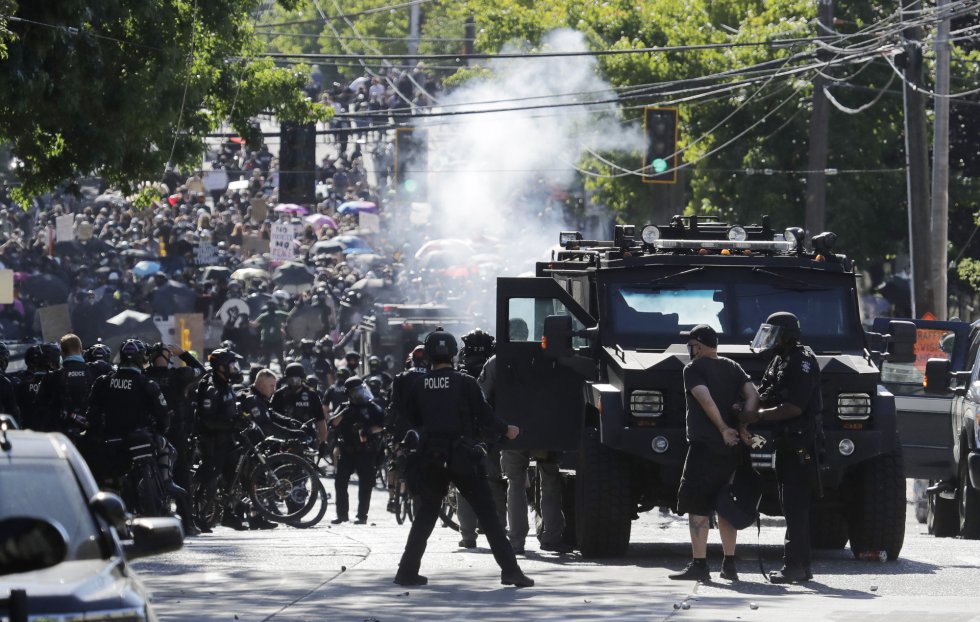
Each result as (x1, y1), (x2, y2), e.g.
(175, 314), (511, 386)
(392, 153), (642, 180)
(228, 179), (250, 191)
(39, 304), (72, 342)
(0, 269), (12, 305)
(195, 242), (219, 266)
(359, 211), (380, 233)
(242, 234), (270, 256)
(55, 214), (75, 242)
(77, 221), (93, 241)
(203, 169), (229, 192)
(250, 198), (269, 223)
(173, 313), (205, 356)
(216, 298), (250, 324)
(270, 223), (294, 261)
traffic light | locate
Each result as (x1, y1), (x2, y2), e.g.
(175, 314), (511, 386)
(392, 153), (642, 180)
(642, 107), (678, 184)
(394, 127), (428, 198)
(279, 121), (316, 204)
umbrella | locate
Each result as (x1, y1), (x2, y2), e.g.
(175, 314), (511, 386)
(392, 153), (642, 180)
(342, 246), (374, 255)
(132, 260), (162, 278)
(414, 238), (473, 260)
(245, 292), (274, 316)
(333, 234), (368, 248)
(20, 274), (70, 304)
(240, 255), (269, 268)
(231, 268), (270, 281)
(200, 266), (232, 283)
(95, 192), (128, 209)
(121, 248), (157, 260)
(151, 280), (197, 316)
(102, 310), (159, 351)
(349, 277), (387, 295)
(305, 214), (338, 230)
(337, 200), (378, 215)
(310, 239), (345, 255)
(273, 262), (315, 287)
(346, 253), (385, 270)
(274, 203), (309, 216)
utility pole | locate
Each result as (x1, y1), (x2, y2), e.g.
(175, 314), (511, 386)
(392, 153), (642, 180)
(901, 0), (933, 318)
(407, 1), (421, 58)
(804, 0), (834, 239)
(464, 15), (475, 64)
(930, 0), (951, 320)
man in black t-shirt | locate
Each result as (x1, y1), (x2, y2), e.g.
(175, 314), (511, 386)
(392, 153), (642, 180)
(670, 324), (759, 583)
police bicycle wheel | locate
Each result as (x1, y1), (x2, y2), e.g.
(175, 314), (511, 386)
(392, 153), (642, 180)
(439, 487), (459, 531)
(249, 453), (319, 522)
(283, 476), (330, 528)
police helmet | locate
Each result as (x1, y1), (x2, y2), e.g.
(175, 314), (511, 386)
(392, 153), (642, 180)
(24, 345), (46, 372)
(408, 344), (427, 369)
(423, 328), (458, 363)
(345, 376), (373, 405)
(0, 342), (9, 372)
(208, 347), (240, 371)
(300, 338), (316, 354)
(305, 374), (320, 390)
(284, 362), (305, 378)
(368, 355), (381, 373)
(316, 336), (334, 353)
(147, 342), (172, 365)
(220, 339), (236, 351)
(119, 339), (147, 367)
(264, 300), (277, 312)
(751, 311), (802, 353)
(461, 329), (495, 360)
(336, 366), (353, 383)
(40, 342), (62, 370)
(85, 341), (112, 364)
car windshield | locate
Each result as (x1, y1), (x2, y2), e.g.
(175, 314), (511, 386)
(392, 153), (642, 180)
(0, 460), (105, 563)
(604, 271), (864, 351)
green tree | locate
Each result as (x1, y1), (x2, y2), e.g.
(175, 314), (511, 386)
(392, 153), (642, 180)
(0, 0), (330, 198)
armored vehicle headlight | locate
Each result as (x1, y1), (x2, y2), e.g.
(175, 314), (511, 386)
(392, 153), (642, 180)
(630, 390), (664, 417)
(641, 225), (661, 244)
(838, 438), (855, 456)
(837, 392), (872, 420)
(727, 226), (747, 242)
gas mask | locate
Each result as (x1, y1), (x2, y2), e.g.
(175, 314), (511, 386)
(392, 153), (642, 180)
(286, 376), (304, 389)
(227, 361), (244, 384)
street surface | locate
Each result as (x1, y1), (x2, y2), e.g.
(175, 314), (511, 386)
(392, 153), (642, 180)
(136, 479), (980, 622)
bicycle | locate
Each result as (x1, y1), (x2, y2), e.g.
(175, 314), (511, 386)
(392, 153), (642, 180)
(193, 423), (320, 528)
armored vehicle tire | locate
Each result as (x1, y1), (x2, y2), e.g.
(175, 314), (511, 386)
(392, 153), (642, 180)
(575, 428), (631, 558)
(809, 504), (848, 549)
(846, 449), (906, 560)
(928, 490), (959, 537)
(958, 460), (980, 539)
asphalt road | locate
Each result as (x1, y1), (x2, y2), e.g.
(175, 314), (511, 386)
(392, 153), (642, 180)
(136, 479), (980, 622)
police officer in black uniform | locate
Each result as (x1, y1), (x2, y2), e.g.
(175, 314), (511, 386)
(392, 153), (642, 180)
(312, 336), (336, 386)
(391, 329), (533, 588)
(384, 344), (428, 512)
(144, 343), (206, 492)
(17, 343), (61, 431)
(86, 339), (171, 515)
(194, 348), (246, 530)
(0, 342), (21, 425)
(84, 340), (114, 379)
(329, 376), (385, 524)
(242, 368), (309, 440)
(739, 312), (821, 584)
(38, 334), (92, 440)
(272, 362), (329, 443)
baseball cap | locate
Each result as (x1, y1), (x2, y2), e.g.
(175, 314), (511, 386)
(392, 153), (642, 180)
(681, 324), (718, 349)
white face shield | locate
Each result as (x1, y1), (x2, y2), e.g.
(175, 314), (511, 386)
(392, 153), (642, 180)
(350, 384), (374, 404)
(750, 323), (785, 353)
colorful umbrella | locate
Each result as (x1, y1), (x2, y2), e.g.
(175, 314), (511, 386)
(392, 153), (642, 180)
(132, 260), (162, 278)
(305, 214), (338, 230)
(337, 200), (378, 215)
(274, 203), (309, 215)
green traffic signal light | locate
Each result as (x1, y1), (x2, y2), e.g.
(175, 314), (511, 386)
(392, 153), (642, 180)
(652, 158), (668, 174)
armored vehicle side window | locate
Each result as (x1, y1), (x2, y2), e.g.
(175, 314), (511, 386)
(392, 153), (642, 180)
(508, 297), (588, 347)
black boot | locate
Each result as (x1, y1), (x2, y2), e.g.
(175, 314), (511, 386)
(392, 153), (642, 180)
(249, 514), (279, 530)
(393, 573), (428, 586)
(668, 559), (710, 582)
(719, 556), (739, 581)
(768, 565), (811, 584)
(500, 569), (535, 588)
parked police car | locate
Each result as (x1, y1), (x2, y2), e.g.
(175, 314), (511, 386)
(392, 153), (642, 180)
(494, 217), (912, 559)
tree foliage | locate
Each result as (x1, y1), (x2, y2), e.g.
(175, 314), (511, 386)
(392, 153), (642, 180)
(0, 0), (330, 197)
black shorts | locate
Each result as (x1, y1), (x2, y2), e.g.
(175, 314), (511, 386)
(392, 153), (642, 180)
(676, 442), (740, 516)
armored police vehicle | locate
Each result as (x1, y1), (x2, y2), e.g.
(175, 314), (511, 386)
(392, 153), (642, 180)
(359, 303), (474, 370)
(495, 217), (911, 559)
